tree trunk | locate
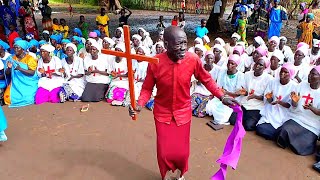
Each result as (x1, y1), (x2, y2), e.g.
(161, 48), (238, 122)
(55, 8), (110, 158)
(220, 0), (228, 18)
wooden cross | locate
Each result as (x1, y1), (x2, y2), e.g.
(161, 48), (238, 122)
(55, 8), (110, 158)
(101, 25), (159, 120)
(302, 93), (314, 105)
(45, 66), (55, 79)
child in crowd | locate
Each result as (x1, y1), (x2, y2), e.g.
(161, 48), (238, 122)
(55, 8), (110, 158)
(156, 15), (166, 32)
(52, 18), (60, 33)
(171, 15), (178, 26)
(195, 19), (209, 38)
(59, 18), (69, 39)
(78, 15), (89, 39)
(96, 8), (110, 37)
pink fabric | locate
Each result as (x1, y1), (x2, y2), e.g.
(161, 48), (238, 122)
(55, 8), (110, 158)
(211, 105), (245, 180)
(89, 32), (97, 38)
(282, 63), (297, 79)
(296, 46), (309, 57)
(297, 42), (309, 49)
(155, 118), (190, 179)
(255, 46), (268, 57)
(233, 46), (244, 55)
(35, 87), (61, 104)
(228, 54), (241, 65)
(314, 65), (320, 74)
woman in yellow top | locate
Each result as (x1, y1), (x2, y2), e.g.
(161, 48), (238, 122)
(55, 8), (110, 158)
(4, 40), (39, 107)
(96, 8), (110, 37)
(298, 13), (319, 47)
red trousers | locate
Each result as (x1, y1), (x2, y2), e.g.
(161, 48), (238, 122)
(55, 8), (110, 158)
(155, 118), (191, 179)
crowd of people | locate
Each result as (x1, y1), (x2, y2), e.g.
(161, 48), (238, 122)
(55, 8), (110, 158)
(0, 0), (319, 176)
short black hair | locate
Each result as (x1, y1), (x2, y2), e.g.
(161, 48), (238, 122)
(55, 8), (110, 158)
(201, 19), (207, 23)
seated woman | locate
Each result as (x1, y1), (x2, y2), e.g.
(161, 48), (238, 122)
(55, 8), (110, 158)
(276, 66), (320, 155)
(72, 36), (84, 52)
(151, 41), (165, 56)
(79, 38), (96, 59)
(293, 46), (312, 83)
(4, 40), (38, 107)
(188, 37), (203, 53)
(246, 36), (265, 56)
(112, 27), (124, 45)
(225, 32), (241, 56)
(212, 37), (228, 60)
(279, 36), (294, 63)
(232, 45), (247, 73)
(244, 45), (268, 72)
(239, 57), (273, 131)
(256, 63), (297, 140)
(131, 34), (142, 53)
(82, 41), (111, 102)
(212, 44), (227, 67)
(206, 54), (245, 125)
(105, 43), (129, 105)
(138, 28), (153, 50)
(59, 43), (85, 102)
(191, 55), (216, 118)
(35, 44), (64, 104)
(102, 37), (115, 50)
(194, 44), (206, 64)
(268, 49), (285, 78)
(267, 36), (281, 62)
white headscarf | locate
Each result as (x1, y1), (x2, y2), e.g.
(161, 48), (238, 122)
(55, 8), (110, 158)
(202, 35), (210, 43)
(195, 44), (207, 53)
(214, 37), (226, 46)
(138, 27), (150, 37)
(115, 43), (126, 52)
(66, 43), (77, 53)
(231, 33), (241, 41)
(194, 37), (203, 46)
(212, 44), (224, 53)
(269, 36), (280, 47)
(272, 49), (285, 64)
(40, 44), (55, 53)
(132, 34), (142, 42)
(91, 40), (101, 52)
(254, 36), (265, 46)
(137, 45), (150, 56)
(280, 36), (287, 43)
(103, 37), (115, 48)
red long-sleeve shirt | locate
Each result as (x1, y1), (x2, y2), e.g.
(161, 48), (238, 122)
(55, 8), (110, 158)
(138, 52), (224, 126)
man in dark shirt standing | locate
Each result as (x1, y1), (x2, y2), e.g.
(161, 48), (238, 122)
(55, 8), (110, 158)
(119, 7), (132, 27)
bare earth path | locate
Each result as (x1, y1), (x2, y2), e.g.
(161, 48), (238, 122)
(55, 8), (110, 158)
(0, 6), (318, 180)
(0, 102), (319, 180)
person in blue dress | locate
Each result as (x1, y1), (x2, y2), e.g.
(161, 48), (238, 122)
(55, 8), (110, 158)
(0, 106), (7, 142)
(268, 0), (287, 39)
(0, 0), (17, 35)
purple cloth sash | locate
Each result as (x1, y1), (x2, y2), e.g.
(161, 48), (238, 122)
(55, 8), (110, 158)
(211, 105), (246, 180)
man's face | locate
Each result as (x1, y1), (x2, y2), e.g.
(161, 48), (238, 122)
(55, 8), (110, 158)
(165, 30), (187, 61)
(201, 20), (207, 27)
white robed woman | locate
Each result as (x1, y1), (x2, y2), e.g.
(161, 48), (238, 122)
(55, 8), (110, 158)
(59, 43), (86, 102)
(239, 57), (273, 131)
(276, 66), (320, 155)
(256, 63), (297, 140)
(206, 54), (245, 125)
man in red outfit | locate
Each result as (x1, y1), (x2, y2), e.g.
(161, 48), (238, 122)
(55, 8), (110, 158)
(129, 26), (237, 180)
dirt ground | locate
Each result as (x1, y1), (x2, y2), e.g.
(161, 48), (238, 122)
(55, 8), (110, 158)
(0, 5), (319, 180)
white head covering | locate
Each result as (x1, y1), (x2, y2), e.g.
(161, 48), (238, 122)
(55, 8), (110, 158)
(231, 33), (241, 41)
(86, 38), (96, 45)
(194, 37), (203, 45)
(236, 41), (246, 49)
(115, 43), (126, 52)
(296, 46), (309, 57)
(271, 49), (285, 64)
(137, 45), (150, 56)
(155, 41), (164, 48)
(212, 44), (224, 53)
(194, 44), (207, 53)
(202, 35), (210, 43)
(138, 27), (150, 37)
(66, 43), (77, 53)
(40, 44), (55, 53)
(254, 36), (265, 46)
(214, 37), (225, 46)
(103, 37), (115, 47)
(132, 34), (142, 41)
(116, 27), (124, 35)
(279, 36), (287, 43)
(91, 40), (101, 52)
(269, 36), (280, 47)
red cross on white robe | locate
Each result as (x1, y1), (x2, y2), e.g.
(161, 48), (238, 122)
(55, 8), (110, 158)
(44, 66), (55, 79)
(302, 93), (313, 105)
(101, 25), (159, 120)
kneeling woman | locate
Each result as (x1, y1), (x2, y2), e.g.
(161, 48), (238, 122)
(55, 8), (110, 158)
(276, 66), (320, 155)
(59, 43), (85, 102)
(239, 57), (273, 131)
(256, 63), (297, 140)
(82, 41), (111, 102)
(4, 40), (38, 107)
(35, 44), (65, 104)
